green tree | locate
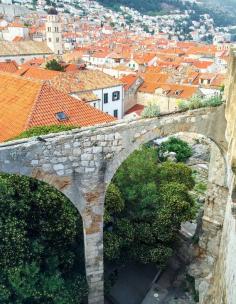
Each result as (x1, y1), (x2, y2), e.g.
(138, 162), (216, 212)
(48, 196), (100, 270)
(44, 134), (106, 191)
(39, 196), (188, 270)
(158, 137), (193, 162)
(104, 145), (196, 267)
(0, 174), (88, 304)
(45, 59), (65, 72)
(104, 183), (124, 223)
(157, 161), (195, 190)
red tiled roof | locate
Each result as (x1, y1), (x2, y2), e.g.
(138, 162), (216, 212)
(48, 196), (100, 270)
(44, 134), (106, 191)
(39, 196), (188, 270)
(12, 36), (24, 42)
(18, 66), (61, 80)
(120, 74), (139, 90)
(24, 57), (45, 66)
(0, 72), (116, 142)
(0, 60), (18, 73)
(125, 104), (144, 116)
(193, 61), (213, 69)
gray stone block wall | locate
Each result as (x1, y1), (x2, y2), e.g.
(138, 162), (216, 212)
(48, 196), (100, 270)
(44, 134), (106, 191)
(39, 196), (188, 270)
(0, 105), (228, 304)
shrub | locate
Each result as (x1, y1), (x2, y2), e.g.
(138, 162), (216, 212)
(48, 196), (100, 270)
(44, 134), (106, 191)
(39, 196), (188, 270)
(178, 100), (189, 111)
(11, 125), (79, 140)
(178, 94), (223, 111)
(204, 95), (222, 107)
(157, 161), (195, 190)
(141, 104), (160, 118)
(158, 137), (193, 162)
(45, 59), (65, 71)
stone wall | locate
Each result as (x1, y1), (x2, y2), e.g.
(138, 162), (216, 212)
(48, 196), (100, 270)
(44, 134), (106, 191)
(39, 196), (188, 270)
(201, 48), (236, 304)
(0, 105), (227, 304)
(189, 142), (228, 303)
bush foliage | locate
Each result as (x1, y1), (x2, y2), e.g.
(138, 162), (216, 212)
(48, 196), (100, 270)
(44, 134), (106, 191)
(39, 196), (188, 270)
(141, 104), (160, 118)
(0, 174), (88, 304)
(45, 59), (65, 71)
(158, 137), (193, 162)
(104, 145), (196, 268)
(12, 125), (79, 140)
(178, 94), (223, 111)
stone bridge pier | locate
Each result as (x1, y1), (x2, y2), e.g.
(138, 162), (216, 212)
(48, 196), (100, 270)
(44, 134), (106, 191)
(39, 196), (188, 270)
(0, 105), (227, 304)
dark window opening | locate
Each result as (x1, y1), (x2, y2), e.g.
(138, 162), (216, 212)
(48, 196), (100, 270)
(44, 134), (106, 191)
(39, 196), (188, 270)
(114, 109), (118, 118)
(112, 91), (120, 101)
(56, 112), (68, 121)
(104, 93), (108, 103)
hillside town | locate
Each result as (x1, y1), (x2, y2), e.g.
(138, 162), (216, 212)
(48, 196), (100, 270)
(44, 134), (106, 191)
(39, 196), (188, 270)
(0, 0), (233, 139)
(0, 1), (236, 304)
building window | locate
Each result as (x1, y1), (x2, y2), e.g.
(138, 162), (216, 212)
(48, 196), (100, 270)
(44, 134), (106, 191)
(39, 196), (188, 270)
(56, 37), (59, 43)
(112, 91), (120, 101)
(114, 109), (118, 118)
(104, 93), (108, 103)
(48, 38), (51, 42)
(48, 27), (51, 32)
(56, 112), (68, 121)
(93, 103), (96, 107)
(55, 27), (58, 32)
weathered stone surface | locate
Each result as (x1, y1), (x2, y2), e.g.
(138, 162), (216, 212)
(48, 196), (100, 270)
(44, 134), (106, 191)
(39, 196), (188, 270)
(0, 104), (231, 304)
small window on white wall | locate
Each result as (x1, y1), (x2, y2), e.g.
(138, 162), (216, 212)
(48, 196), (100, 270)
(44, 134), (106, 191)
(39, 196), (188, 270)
(114, 109), (118, 118)
(112, 91), (120, 101)
(104, 93), (108, 104)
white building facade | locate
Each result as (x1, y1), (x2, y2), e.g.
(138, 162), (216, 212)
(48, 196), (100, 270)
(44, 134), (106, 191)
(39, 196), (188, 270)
(72, 85), (124, 119)
(93, 85), (124, 119)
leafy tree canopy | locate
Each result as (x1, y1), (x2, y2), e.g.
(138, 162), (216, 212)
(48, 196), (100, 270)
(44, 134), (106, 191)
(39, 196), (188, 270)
(104, 145), (196, 268)
(0, 174), (87, 304)
(45, 59), (65, 72)
(158, 137), (193, 162)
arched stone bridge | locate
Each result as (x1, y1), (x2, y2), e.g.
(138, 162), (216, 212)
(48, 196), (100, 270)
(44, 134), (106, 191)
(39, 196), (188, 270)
(0, 105), (230, 304)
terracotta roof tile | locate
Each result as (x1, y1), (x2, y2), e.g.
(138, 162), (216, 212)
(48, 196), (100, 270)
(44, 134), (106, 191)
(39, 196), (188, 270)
(49, 70), (122, 93)
(0, 41), (52, 56)
(0, 72), (116, 142)
(120, 74), (140, 90)
(19, 66), (61, 80)
(0, 60), (18, 73)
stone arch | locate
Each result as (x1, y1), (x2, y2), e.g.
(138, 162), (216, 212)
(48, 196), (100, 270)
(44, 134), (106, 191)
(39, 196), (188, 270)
(105, 113), (227, 187)
(0, 105), (228, 304)
(103, 134), (228, 304)
(0, 137), (105, 304)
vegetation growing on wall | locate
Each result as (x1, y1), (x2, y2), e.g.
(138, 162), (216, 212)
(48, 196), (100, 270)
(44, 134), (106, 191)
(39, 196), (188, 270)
(12, 125), (79, 140)
(178, 94), (223, 111)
